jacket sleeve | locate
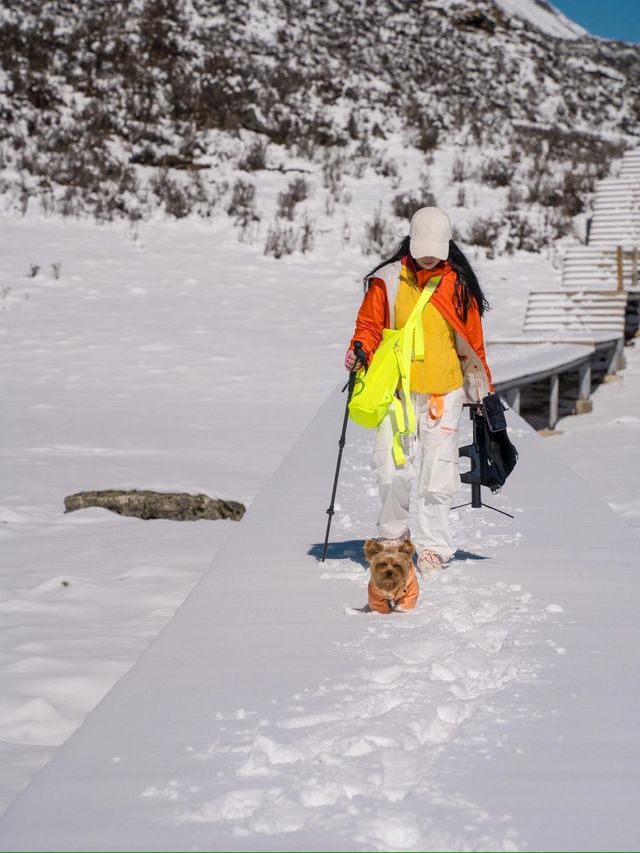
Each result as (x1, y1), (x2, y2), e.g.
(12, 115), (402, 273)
(465, 300), (494, 391)
(349, 278), (388, 362)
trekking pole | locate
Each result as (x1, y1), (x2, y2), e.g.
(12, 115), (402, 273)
(321, 341), (367, 562)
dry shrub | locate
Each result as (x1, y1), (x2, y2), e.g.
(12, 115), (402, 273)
(362, 206), (396, 256)
(277, 177), (309, 219)
(392, 190), (436, 220)
(239, 139), (268, 171)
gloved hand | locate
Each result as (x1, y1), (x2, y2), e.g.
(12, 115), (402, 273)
(344, 349), (357, 371)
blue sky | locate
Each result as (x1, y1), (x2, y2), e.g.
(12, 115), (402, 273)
(552, 0), (640, 43)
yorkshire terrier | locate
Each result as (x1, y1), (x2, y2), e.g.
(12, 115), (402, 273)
(364, 538), (418, 614)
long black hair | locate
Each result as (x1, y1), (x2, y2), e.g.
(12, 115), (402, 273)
(363, 235), (490, 321)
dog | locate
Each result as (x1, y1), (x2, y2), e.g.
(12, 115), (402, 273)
(364, 538), (419, 613)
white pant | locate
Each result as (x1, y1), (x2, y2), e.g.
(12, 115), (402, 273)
(372, 387), (465, 561)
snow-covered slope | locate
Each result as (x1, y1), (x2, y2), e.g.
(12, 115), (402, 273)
(1, 0), (638, 252)
(493, 0), (587, 39)
(2, 371), (640, 851)
(1, 171), (640, 850)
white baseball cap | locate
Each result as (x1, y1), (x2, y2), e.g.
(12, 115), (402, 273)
(409, 207), (452, 260)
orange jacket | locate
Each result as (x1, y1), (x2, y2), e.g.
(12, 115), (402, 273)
(349, 257), (494, 396)
(368, 564), (419, 613)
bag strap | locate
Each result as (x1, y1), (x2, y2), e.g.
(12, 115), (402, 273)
(408, 275), (441, 362)
(378, 265), (442, 332)
(390, 275), (442, 466)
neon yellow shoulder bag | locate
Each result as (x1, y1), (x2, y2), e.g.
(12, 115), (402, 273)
(348, 275), (441, 465)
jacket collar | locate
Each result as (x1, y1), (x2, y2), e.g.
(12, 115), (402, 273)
(403, 254), (451, 286)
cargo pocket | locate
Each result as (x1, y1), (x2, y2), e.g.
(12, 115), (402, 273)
(420, 411), (460, 497)
(372, 414), (395, 483)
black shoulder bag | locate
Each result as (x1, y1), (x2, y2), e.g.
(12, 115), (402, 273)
(460, 394), (518, 494)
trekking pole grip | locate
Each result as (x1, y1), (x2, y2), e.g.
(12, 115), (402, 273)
(342, 341), (367, 394)
(353, 340), (368, 371)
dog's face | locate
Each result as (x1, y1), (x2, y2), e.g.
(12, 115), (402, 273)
(364, 539), (415, 597)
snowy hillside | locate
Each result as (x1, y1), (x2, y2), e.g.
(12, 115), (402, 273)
(1, 0), (638, 252)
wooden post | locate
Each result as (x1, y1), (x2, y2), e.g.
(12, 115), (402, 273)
(549, 374), (559, 429)
(576, 362), (593, 414)
(616, 245), (624, 292)
(633, 248), (638, 289)
(504, 386), (521, 414)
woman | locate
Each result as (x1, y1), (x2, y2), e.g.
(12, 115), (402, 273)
(345, 207), (493, 572)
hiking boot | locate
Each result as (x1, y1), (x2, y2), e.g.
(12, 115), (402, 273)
(417, 549), (446, 573)
(377, 529), (411, 549)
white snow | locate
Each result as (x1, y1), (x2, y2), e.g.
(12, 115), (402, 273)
(1, 371), (639, 851)
(492, 0), (587, 40)
(0, 203), (639, 849)
(555, 341), (640, 534)
(488, 341), (593, 385)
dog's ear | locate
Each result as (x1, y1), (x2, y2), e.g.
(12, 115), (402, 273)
(399, 539), (415, 557)
(364, 539), (383, 560)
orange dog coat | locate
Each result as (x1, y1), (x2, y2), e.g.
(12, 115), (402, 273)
(368, 564), (419, 613)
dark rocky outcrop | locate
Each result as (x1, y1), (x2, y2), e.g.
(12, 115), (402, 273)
(64, 490), (245, 521)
